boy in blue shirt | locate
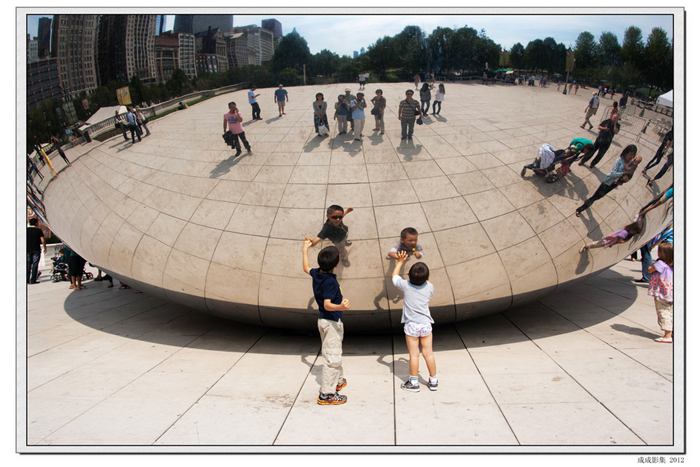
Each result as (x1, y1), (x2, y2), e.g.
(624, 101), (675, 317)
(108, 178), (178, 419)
(302, 240), (351, 405)
(274, 84), (288, 117)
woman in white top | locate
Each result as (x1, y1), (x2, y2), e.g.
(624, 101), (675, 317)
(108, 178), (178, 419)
(432, 83), (445, 115)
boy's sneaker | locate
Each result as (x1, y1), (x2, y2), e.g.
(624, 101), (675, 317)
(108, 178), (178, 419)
(401, 379), (420, 393)
(335, 378), (347, 392)
(427, 378), (439, 391)
(317, 392), (347, 405)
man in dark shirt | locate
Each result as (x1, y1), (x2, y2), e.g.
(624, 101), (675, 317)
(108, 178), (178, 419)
(305, 204), (354, 267)
(27, 218), (46, 284)
(302, 241), (351, 405)
(578, 118), (620, 168)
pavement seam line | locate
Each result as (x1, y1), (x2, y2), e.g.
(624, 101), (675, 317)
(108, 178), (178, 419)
(453, 323), (521, 445)
(272, 347), (321, 445)
(152, 329), (269, 445)
(500, 311), (648, 445)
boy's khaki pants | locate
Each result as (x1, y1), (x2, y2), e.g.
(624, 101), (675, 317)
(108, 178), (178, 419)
(318, 318), (344, 394)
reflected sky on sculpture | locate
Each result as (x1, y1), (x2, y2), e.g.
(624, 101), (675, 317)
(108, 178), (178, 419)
(41, 83), (673, 331)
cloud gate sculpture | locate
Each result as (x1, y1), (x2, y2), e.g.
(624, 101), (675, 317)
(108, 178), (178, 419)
(40, 84), (673, 331)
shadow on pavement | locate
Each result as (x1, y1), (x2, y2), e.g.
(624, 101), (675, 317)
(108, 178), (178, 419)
(62, 269), (639, 355)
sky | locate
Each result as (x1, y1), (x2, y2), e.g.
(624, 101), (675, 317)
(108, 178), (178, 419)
(27, 14), (672, 56)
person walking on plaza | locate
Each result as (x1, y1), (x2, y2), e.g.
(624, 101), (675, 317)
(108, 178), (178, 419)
(414, 74), (421, 90)
(581, 91), (600, 130)
(302, 240), (351, 405)
(344, 88), (356, 133)
(223, 101), (252, 157)
(643, 127), (673, 179)
(50, 136), (70, 165)
(135, 107), (151, 136)
(399, 90), (421, 141)
(432, 83), (445, 115)
(575, 145), (637, 216)
(125, 107), (141, 143)
(351, 92), (367, 141)
(313, 93), (329, 136)
(392, 250), (438, 392)
(578, 117), (620, 168)
(248, 85), (262, 120)
(114, 110), (128, 141)
(648, 242), (674, 343)
(419, 82), (431, 117)
(334, 94), (349, 134)
(274, 84), (288, 117)
(26, 217), (46, 284)
(370, 89), (386, 134)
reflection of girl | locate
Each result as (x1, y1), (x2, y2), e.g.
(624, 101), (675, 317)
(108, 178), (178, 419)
(313, 93), (329, 136)
(432, 83), (445, 115)
(419, 83), (431, 116)
(579, 219), (643, 253)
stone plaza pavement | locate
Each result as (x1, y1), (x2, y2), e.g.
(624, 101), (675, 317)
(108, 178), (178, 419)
(25, 259), (674, 449)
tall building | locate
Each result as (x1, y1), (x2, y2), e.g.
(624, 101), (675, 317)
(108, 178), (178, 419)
(353, 50), (359, 59)
(26, 57), (62, 108)
(51, 14), (99, 99)
(37, 17), (52, 58)
(261, 18), (282, 40)
(155, 14), (167, 35)
(231, 25), (274, 66)
(195, 28), (228, 73)
(178, 33), (197, 80)
(96, 15), (157, 85)
(174, 14), (233, 34)
(173, 15), (193, 34)
(27, 36), (39, 63)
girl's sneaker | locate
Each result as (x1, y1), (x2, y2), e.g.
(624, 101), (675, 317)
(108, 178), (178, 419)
(427, 378), (439, 391)
(317, 392), (347, 405)
(335, 378), (347, 392)
(401, 379), (420, 392)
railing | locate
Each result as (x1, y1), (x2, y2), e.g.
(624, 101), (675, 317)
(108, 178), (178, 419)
(81, 82), (246, 141)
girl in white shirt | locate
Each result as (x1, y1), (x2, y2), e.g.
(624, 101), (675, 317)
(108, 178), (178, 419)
(432, 83), (445, 115)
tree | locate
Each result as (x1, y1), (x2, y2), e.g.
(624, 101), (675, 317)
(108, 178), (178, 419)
(510, 42), (525, 69)
(271, 29), (311, 73)
(574, 31), (598, 70)
(165, 68), (192, 97)
(597, 31), (622, 66)
(426, 27), (454, 75)
(621, 26), (645, 69)
(311, 49), (340, 77)
(524, 39), (546, 70)
(644, 27), (673, 90)
(395, 26), (428, 75)
(27, 98), (63, 148)
(367, 36), (400, 80)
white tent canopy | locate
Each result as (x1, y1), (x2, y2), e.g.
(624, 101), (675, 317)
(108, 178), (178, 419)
(656, 90), (673, 108)
(85, 105), (128, 125)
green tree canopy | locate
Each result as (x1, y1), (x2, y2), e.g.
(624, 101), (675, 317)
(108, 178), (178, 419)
(271, 29), (312, 73)
(574, 31), (598, 69)
(597, 31), (622, 66)
(510, 42), (526, 69)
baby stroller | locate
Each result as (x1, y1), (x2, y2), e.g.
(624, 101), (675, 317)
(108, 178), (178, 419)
(50, 254), (69, 282)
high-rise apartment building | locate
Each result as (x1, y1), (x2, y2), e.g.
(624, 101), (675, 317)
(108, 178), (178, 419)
(37, 17), (52, 58)
(195, 28), (228, 73)
(178, 33), (197, 80)
(51, 14), (99, 99)
(231, 25), (275, 66)
(154, 31), (197, 81)
(261, 18), (282, 40)
(96, 15), (156, 85)
(27, 36), (39, 63)
(26, 58), (62, 108)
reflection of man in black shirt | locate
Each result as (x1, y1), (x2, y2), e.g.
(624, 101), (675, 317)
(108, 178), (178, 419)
(27, 218), (46, 284)
(578, 118), (620, 168)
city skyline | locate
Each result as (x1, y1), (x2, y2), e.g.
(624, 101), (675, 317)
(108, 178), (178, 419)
(28, 14), (672, 57)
